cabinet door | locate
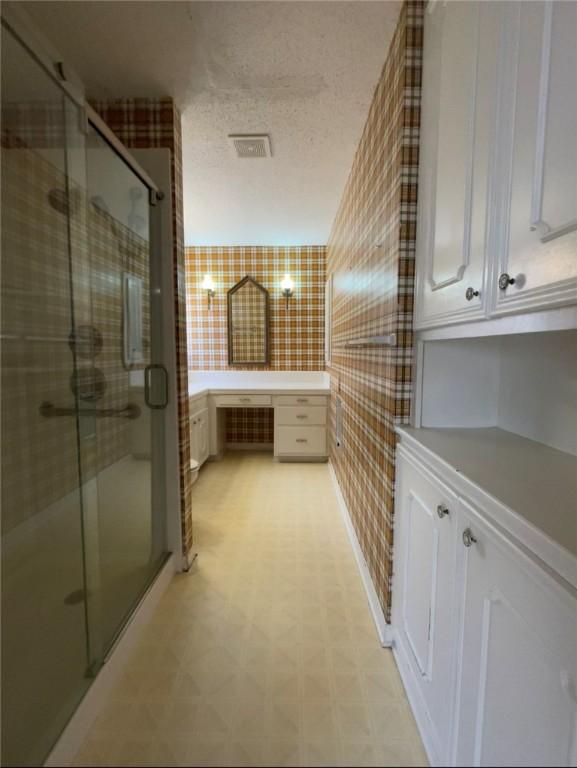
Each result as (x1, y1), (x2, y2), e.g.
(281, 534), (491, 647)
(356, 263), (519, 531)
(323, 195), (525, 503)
(415, 1), (499, 329)
(189, 414), (199, 463)
(454, 500), (577, 767)
(493, 1), (577, 316)
(392, 451), (459, 764)
(197, 408), (209, 466)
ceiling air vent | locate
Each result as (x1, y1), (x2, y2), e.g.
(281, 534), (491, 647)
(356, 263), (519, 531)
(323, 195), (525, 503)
(229, 134), (272, 159)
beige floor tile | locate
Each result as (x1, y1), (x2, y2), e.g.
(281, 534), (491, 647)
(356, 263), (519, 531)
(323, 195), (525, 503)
(375, 738), (422, 767)
(228, 738), (264, 767)
(71, 453), (427, 767)
(340, 740), (382, 767)
(263, 738), (303, 767)
(304, 738), (341, 767)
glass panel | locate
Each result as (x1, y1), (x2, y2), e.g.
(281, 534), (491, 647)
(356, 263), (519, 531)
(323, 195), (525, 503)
(84, 126), (167, 655)
(1, 25), (91, 766)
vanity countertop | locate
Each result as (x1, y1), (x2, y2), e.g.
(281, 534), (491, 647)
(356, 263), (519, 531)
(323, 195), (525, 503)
(189, 371), (331, 398)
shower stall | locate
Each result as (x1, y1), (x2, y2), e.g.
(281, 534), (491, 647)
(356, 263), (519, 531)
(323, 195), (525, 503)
(1, 15), (173, 767)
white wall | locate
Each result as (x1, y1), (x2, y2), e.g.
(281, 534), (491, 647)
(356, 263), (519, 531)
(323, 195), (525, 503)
(419, 330), (577, 456)
(497, 331), (577, 455)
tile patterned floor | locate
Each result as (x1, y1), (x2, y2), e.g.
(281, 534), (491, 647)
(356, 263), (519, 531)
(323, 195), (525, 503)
(72, 453), (427, 767)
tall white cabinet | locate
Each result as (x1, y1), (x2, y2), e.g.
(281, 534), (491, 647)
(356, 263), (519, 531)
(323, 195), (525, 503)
(393, 2), (577, 766)
(415, 0), (577, 331)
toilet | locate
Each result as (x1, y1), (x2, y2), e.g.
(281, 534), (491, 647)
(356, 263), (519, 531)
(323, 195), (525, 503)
(190, 459), (200, 485)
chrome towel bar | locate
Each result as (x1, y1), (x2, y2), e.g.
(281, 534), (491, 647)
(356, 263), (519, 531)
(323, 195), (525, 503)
(39, 401), (141, 419)
(337, 334), (396, 349)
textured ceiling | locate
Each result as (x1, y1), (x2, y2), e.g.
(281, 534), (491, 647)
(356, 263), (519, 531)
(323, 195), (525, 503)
(22, 1), (401, 246)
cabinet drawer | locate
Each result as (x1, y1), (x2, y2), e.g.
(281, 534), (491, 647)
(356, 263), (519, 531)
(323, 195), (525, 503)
(213, 394), (272, 407)
(275, 426), (326, 455)
(273, 395), (328, 406)
(275, 406), (327, 426)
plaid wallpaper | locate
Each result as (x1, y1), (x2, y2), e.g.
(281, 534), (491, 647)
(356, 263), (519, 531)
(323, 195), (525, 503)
(92, 99), (194, 556)
(225, 408), (274, 445)
(2, 119), (79, 533)
(186, 246), (325, 444)
(327, 0), (423, 620)
(186, 246), (326, 372)
(1, 126), (149, 534)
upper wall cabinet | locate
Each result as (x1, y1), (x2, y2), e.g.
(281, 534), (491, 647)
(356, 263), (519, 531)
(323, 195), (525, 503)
(415, 1), (577, 331)
(415, 1), (500, 329)
(493, 1), (577, 316)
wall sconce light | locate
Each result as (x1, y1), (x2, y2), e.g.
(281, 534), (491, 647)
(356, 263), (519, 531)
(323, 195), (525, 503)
(201, 274), (215, 309)
(281, 274), (294, 310)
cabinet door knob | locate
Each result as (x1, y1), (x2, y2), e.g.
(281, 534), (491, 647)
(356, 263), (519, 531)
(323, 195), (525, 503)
(465, 287), (480, 301)
(437, 504), (450, 519)
(498, 273), (516, 290)
(462, 528), (478, 548)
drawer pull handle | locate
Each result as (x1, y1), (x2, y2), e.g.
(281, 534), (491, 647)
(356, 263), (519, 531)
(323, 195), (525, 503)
(297, 398), (309, 403)
(296, 414), (308, 420)
(462, 528), (477, 548)
(296, 438), (308, 444)
(239, 397), (251, 403)
(437, 504), (449, 519)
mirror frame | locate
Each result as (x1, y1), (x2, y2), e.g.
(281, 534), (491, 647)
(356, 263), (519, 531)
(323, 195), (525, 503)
(227, 274), (270, 366)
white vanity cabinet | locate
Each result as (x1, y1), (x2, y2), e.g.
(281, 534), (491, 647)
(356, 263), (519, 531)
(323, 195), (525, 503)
(493, 1), (577, 317)
(194, 377), (331, 462)
(454, 498), (577, 768)
(190, 395), (209, 466)
(273, 395), (328, 460)
(415, 0), (577, 331)
(392, 436), (577, 767)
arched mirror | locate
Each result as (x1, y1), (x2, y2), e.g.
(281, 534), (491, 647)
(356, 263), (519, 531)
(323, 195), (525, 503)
(227, 275), (270, 365)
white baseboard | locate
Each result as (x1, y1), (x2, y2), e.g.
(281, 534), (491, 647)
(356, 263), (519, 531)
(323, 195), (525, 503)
(44, 555), (177, 767)
(328, 461), (393, 647)
(393, 630), (440, 767)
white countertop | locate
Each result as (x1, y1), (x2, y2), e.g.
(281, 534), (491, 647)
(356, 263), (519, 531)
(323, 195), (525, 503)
(189, 370), (331, 398)
(397, 426), (577, 588)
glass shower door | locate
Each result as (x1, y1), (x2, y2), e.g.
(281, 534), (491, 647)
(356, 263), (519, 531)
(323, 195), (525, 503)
(82, 123), (168, 659)
(1, 19), (169, 766)
(1, 23), (92, 766)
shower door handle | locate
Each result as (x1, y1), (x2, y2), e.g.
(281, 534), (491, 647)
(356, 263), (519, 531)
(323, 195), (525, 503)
(144, 364), (168, 409)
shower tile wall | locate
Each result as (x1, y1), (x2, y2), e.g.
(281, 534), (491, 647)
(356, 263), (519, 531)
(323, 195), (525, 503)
(1, 114), (148, 535)
(2, 110), (78, 534)
(91, 98), (194, 556)
(327, 0), (423, 618)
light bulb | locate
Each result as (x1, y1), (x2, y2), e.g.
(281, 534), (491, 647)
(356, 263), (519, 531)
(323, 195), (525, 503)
(201, 274), (215, 292)
(281, 274), (294, 293)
